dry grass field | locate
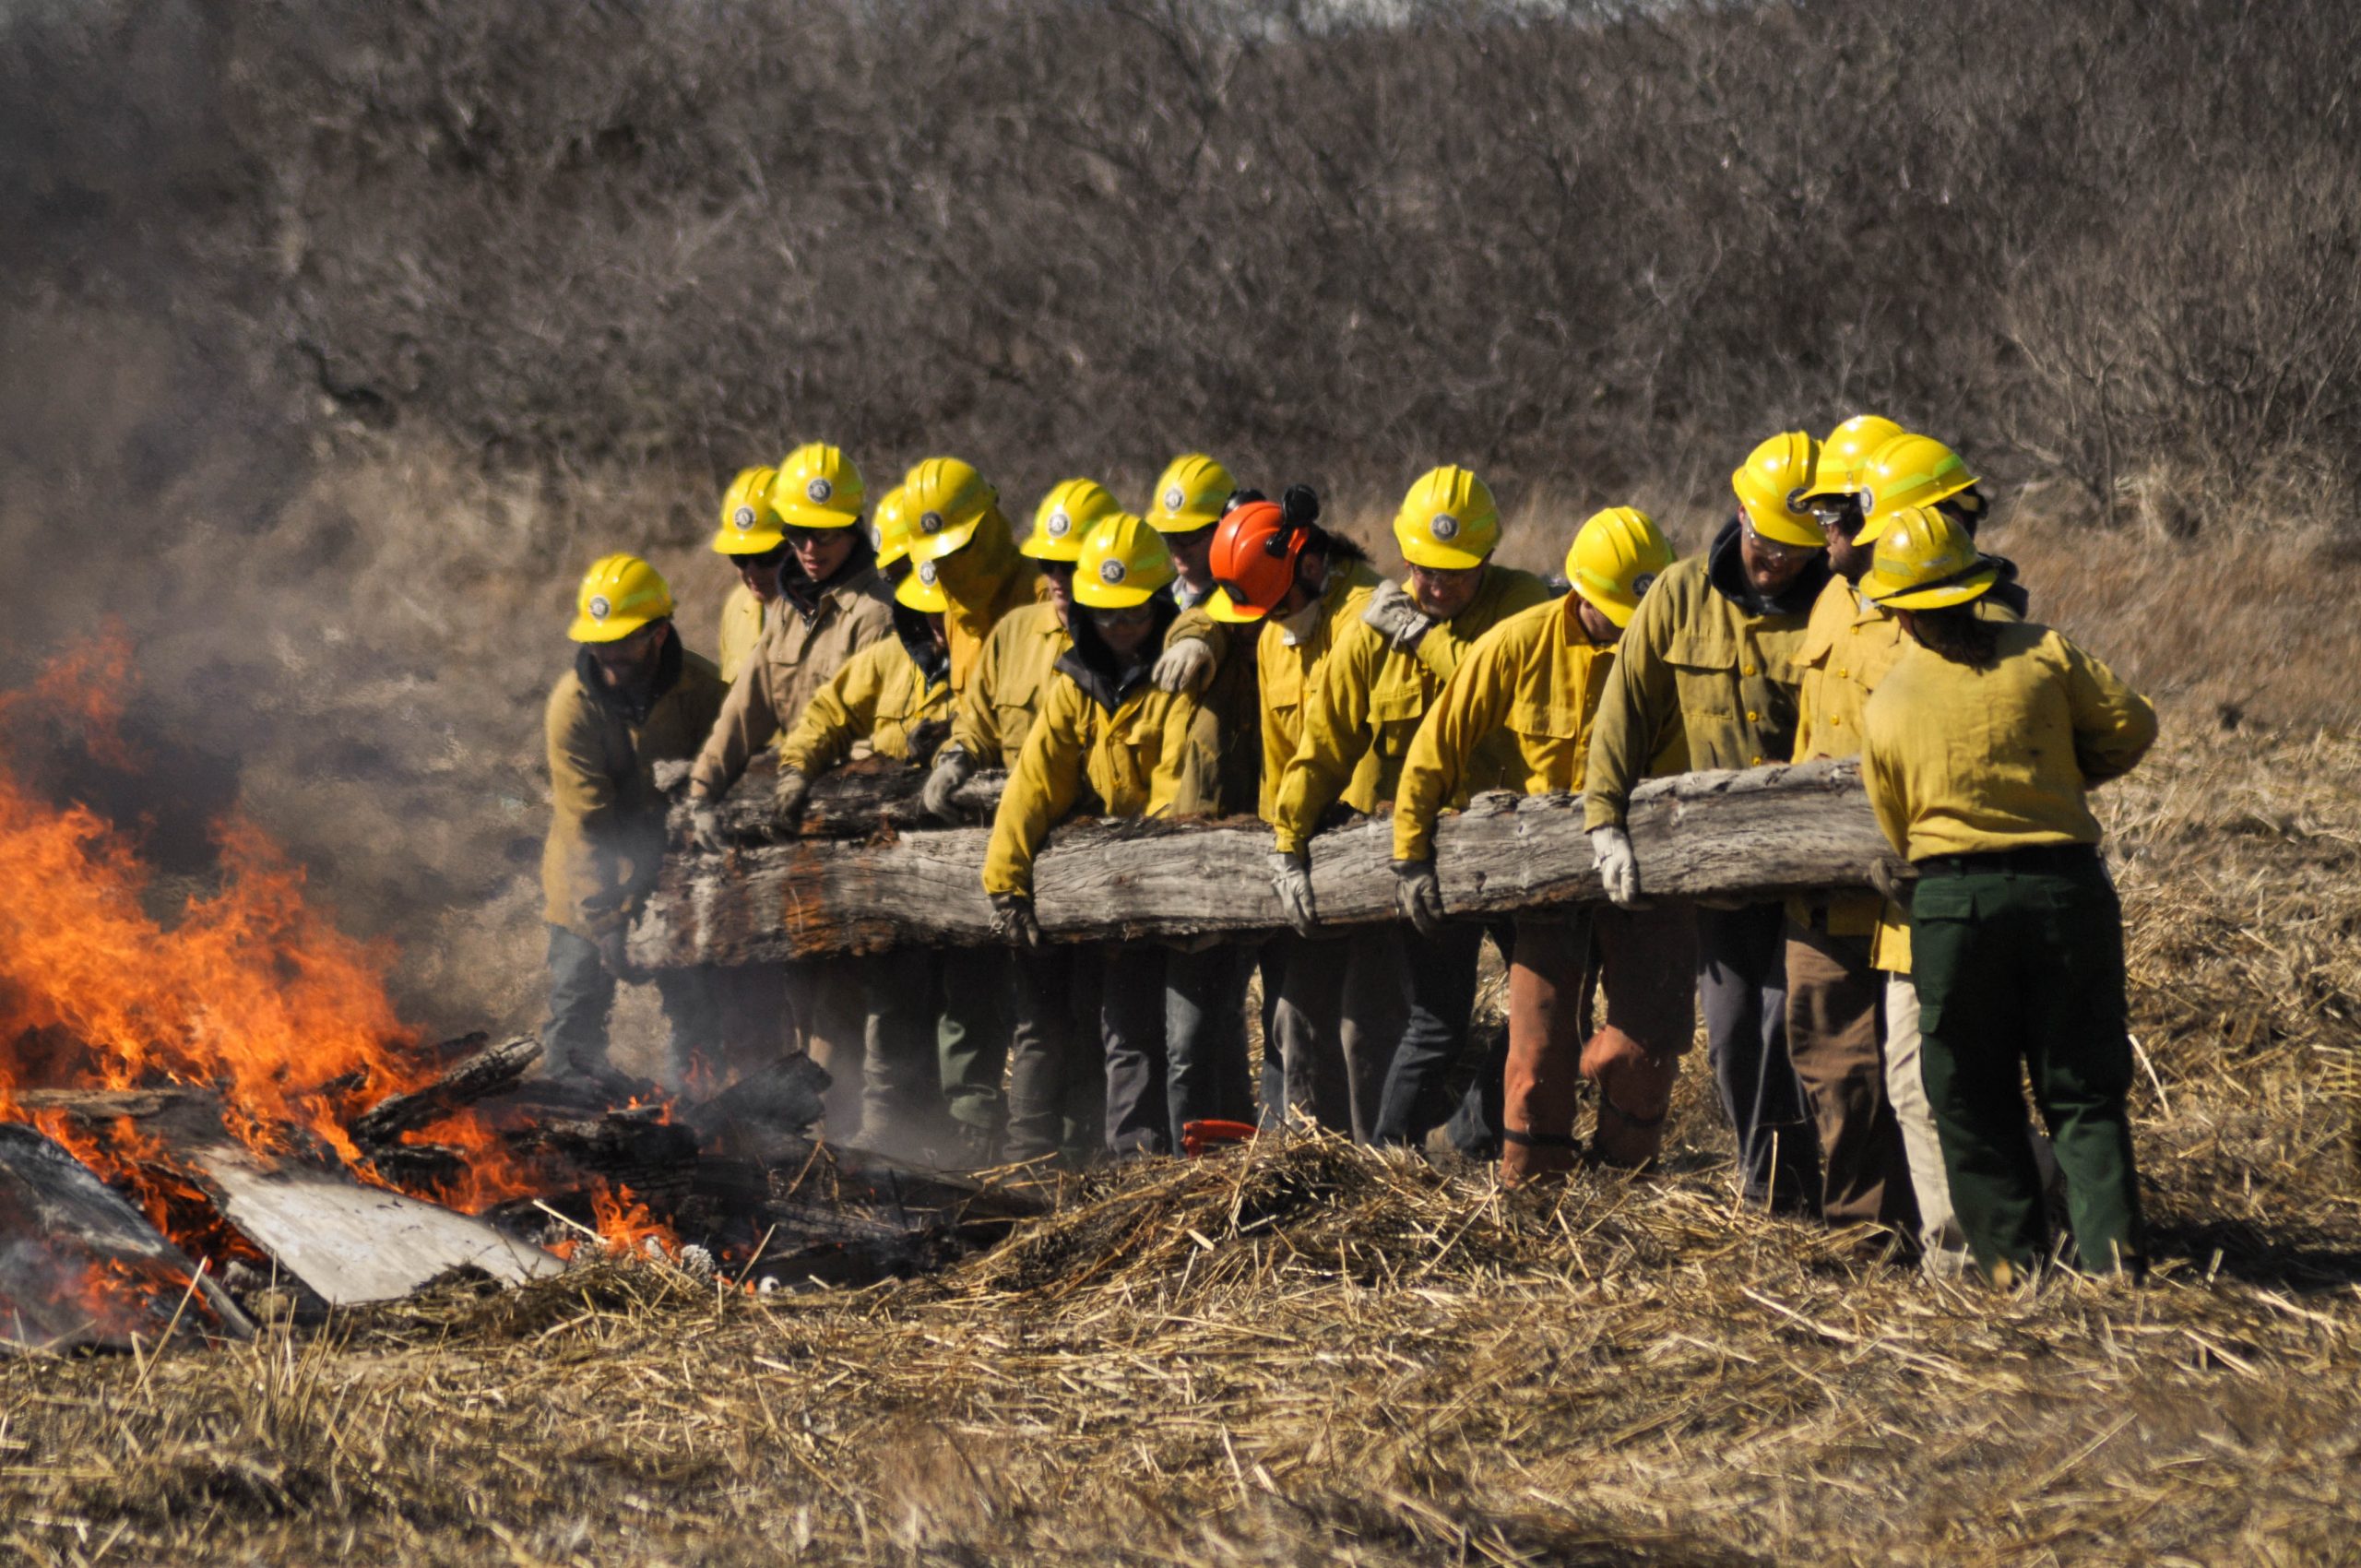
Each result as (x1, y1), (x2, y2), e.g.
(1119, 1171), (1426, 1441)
(2, 705), (2355, 1566)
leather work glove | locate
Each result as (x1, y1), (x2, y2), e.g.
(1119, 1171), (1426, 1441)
(773, 767), (813, 828)
(1589, 824), (1641, 909)
(687, 796), (727, 854)
(990, 891), (1041, 948)
(1151, 636), (1216, 695)
(921, 746), (979, 823)
(1393, 859), (1446, 937)
(1360, 580), (1434, 653)
(1270, 849), (1319, 937)
(1869, 854), (1917, 910)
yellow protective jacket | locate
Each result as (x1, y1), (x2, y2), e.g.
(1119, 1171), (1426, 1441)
(777, 621), (952, 778)
(1270, 565), (1553, 855)
(1253, 559), (1384, 825)
(948, 600), (1070, 766)
(1584, 517), (1826, 830)
(717, 582), (767, 685)
(1394, 594), (1655, 861)
(933, 507), (1042, 697)
(982, 607), (1219, 899)
(688, 564), (895, 799)
(1165, 600), (1262, 815)
(541, 640), (728, 939)
(1860, 620), (2156, 863)
(1788, 576), (1916, 939)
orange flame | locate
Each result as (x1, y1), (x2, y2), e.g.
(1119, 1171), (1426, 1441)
(591, 1182), (680, 1260)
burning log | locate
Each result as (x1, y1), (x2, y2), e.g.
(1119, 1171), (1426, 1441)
(678, 1053), (832, 1161)
(348, 1033), (543, 1150)
(0, 1123), (254, 1353)
(630, 758), (1894, 968)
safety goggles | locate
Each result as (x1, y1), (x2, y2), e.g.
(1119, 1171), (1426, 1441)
(738, 545), (790, 570)
(1739, 516), (1818, 562)
(1087, 604), (1156, 630)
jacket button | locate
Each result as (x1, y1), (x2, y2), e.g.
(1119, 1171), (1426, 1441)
(1746, 709), (1759, 722)
(1835, 668), (1848, 678)
(1751, 754), (1764, 766)
(1742, 664), (1756, 676)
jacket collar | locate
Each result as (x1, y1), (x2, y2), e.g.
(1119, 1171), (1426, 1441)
(893, 602), (951, 691)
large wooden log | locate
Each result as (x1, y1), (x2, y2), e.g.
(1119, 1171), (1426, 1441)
(653, 754), (1006, 841)
(629, 759), (1894, 968)
(348, 1033), (542, 1150)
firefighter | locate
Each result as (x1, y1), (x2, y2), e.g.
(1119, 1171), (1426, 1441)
(982, 514), (1220, 1157)
(1809, 429), (2040, 1268)
(770, 552), (964, 1153)
(1857, 506), (2157, 1282)
(1775, 414), (1924, 1247)
(685, 443), (891, 1112)
(925, 478), (1122, 1165)
(1204, 486), (1404, 1135)
(900, 457), (1042, 699)
(541, 555), (727, 1087)
(1143, 453), (1263, 1134)
(711, 465), (796, 685)
(1584, 432), (1833, 1215)
(1393, 507), (1691, 1181)
(1267, 466), (1552, 1146)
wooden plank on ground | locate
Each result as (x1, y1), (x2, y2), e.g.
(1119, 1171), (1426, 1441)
(630, 758), (1894, 968)
(186, 1146), (564, 1305)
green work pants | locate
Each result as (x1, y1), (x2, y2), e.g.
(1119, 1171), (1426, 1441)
(1909, 852), (2144, 1279)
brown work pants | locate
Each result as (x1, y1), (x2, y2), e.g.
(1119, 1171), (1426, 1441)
(1502, 904), (1696, 1185)
(1784, 922), (1916, 1235)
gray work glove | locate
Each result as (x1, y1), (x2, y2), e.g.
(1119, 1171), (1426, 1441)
(687, 797), (727, 854)
(1589, 824), (1640, 909)
(1270, 849), (1319, 937)
(773, 767), (812, 827)
(1393, 859), (1446, 937)
(921, 746), (978, 823)
(1360, 580), (1434, 652)
(1152, 636), (1216, 695)
(1869, 854), (1917, 910)
(990, 891), (1041, 948)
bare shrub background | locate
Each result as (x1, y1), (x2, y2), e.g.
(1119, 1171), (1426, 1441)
(4, 0), (2359, 1037)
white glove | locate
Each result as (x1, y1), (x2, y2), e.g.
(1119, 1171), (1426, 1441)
(920, 747), (978, 822)
(1269, 849), (1319, 936)
(687, 798), (727, 854)
(773, 768), (812, 827)
(1360, 580), (1434, 652)
(1589, 825), (1640, 909)
(1152, 637), (1216, 695)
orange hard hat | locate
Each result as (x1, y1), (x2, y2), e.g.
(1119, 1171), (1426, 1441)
(1205, 498), (1306, 623)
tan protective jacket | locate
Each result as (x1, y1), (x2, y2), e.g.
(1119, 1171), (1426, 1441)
(541, 644), (728, 939)
(688, 565), (895, 799)
(932, 508), (1042, 698)
(1269, 565), (1552, 855)
(1252, 560), (1384, 825)
(1584, 520), (1824, 830)
(717, 582), (767, 685)
(1165, 601), (1263, 816)
(948, 600), (1070, 766)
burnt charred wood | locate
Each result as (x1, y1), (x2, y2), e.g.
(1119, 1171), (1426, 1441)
(680, 1054), (831, 1160)
(631, 759), (1898, 968)
(504, 1107), (700, 1206)
(0, 1123), (255, 1353)
(655, 752), (1007, 843)
(349, 1034), (542, 1149)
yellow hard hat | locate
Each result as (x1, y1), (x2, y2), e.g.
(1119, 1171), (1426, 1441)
(768, 443), (866, 530)
(1566, 506), (1676, 629)
(901, 457), (998, 563)
(568, 553), (674, 643)
(872, 484), (915, 568)
(1859, 505), (1998, 610)
(712, 465), (786, 555)
(1202, 588), (1258, 624)
(1798, 415), (1906, 503)
(1024, 478), (1122, 563)
(1732, 431), (1825, 548)
(1145, 454), (1238, 535)
(1853, 434), (1978, 545)
(1394, 465), (1501, 570)
(895, 553), (950, 612)
(1074, 513), (1175, 609)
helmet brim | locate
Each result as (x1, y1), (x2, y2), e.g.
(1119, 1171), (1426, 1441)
(895, 574), (949, 612)
(568, 612), (661, 643)
(1744, 506), (1828, 550)
(1204, 588), (1266, 624)
(1570, 580), (1638, 628)
(1074, 576), (1170, 611)
(1866, 564), (1999, 611)
(906, 515), (985, 564)
(1148, 512), (1220, 537)
(711, 526), (787, 556)
(1397, 537), (1492, 571)
(1017, 533), (1086, 564)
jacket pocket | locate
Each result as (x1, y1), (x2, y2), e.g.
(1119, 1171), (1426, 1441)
(1664, 634), (1738, 725)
